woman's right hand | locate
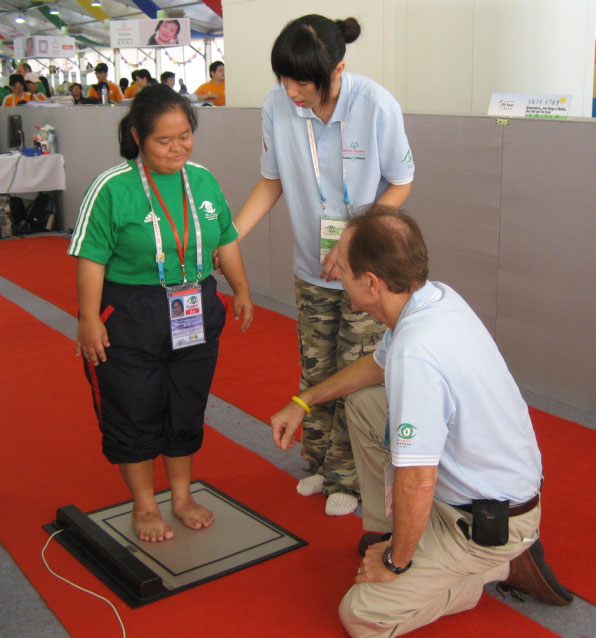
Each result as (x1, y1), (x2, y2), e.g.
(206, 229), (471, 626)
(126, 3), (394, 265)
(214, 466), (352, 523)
(76, 316), (110, 365)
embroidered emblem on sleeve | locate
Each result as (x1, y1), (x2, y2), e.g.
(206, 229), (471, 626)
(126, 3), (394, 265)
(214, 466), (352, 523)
(199, 201), (219, 220)
(395, 423), (417, 447)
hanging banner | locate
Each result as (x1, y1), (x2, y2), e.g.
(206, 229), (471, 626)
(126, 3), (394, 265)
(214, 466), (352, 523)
(14, 35), (76, 59)
(109, 18), (191, 48)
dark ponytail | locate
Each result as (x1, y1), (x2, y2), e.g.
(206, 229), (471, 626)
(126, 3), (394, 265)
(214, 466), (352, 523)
(336, 17), (361, 44)
(118, 83), (197, 159)
(271, 14), (361, 104)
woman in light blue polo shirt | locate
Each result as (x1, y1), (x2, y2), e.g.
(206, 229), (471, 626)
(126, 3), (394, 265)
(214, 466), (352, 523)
(234, 14), (415, 516)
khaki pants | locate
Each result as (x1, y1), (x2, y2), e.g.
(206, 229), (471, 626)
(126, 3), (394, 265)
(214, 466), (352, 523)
(341, 385), (540, 638)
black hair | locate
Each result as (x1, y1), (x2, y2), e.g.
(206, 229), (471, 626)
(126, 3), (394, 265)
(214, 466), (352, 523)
(160, 71), (175, 83)
(18, 62), (32, 73)
(119, 77), (129, 91)
(9, 74), (26, 90)
(271, 14), (360, 104)
(209, 60), (224, 77)
(95, 63), (108, 73)
(69, 82), (82, 92)
(136, 69), (152, 81)
(155, 19), (181, 35)
(131, 70), (139, 81)
(119, 83), (197, 159)
(39, 76), (51, 96)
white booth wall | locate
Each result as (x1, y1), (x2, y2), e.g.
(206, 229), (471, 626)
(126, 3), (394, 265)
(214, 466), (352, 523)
(223, 0), (596, 117)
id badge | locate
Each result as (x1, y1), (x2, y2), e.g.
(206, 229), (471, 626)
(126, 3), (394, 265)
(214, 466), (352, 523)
(166, 283), (206, 350)
(384, 461), (395, 519)
(320, 218), (348, 263)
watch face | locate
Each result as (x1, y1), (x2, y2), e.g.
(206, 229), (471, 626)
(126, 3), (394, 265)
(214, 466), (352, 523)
(382, 547), (412, 574)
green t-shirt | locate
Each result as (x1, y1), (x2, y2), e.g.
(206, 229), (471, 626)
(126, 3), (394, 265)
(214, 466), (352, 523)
(69, 160), (238, 285)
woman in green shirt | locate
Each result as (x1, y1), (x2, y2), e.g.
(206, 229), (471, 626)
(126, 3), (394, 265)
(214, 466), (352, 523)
(69, 85), (253, 542)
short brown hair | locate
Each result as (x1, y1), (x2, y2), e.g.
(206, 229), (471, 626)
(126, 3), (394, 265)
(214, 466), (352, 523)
(347, 207), (428, 294)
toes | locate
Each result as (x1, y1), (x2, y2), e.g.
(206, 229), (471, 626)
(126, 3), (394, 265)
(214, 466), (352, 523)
(134, 514), (174, 542)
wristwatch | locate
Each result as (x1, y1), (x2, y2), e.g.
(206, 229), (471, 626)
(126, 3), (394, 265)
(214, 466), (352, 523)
(382, 546), (413, 574)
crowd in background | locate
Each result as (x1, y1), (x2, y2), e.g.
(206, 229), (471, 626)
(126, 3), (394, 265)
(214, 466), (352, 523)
(1, 59), (225, 107)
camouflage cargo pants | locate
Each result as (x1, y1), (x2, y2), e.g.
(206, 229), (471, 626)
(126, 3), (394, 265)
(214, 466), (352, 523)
(295, 277), (385, 496)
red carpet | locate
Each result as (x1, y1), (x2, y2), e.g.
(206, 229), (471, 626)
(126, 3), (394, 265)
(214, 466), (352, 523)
(1, 235), (595, 609)
(0, 236), (79, 315)
(0, 294), (560, 638)
(211, 296), (301, 426)
(0, 236), (301, 426)
(530, 407), (596, 604)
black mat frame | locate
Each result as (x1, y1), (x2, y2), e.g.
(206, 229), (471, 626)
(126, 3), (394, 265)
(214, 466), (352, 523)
(43, 479), (307, 608)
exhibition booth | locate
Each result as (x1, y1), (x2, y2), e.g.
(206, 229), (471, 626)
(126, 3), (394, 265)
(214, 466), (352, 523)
(1, 103), (595, 426)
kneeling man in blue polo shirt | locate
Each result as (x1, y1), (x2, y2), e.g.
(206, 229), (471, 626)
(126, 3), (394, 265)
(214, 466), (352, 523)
(271, 206), (572, 638)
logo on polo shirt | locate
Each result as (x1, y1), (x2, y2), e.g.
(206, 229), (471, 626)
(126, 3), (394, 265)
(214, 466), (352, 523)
(343, 140), (367, 161)
(199, 201), (218, 220)
(401, 150), (413, 169)
(395, 423), (416, 447)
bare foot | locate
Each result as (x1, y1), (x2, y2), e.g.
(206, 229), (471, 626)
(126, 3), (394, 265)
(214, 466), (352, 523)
(172, 495), (214, 530)
(132, 507), (175, 542)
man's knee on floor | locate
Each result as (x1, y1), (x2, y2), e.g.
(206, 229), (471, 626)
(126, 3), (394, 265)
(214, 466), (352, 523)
(339, 587), (398, 638)
(338, 588), (363, 637)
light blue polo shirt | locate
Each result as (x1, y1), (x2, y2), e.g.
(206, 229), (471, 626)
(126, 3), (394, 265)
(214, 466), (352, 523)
(374, 281), (542, 505)
(261, 73), (414, 289)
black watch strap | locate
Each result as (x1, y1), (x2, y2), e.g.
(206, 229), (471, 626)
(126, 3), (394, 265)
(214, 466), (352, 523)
(382, 546), (413, 574)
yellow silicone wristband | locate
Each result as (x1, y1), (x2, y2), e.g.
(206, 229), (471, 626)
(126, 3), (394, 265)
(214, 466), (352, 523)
(291, 395), (311, 414)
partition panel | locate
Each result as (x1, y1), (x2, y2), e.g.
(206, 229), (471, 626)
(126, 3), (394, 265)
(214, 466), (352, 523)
(192, 107), (274, 298)
(404, 114), (503, 335)
(498, 119), (596, 416)
(1, 106), (594, 421)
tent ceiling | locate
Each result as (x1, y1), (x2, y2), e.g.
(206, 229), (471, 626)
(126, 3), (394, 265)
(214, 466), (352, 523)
(0, 0), (222, 50)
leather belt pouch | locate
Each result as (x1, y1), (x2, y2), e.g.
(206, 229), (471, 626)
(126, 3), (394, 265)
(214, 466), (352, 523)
(472, 499), (509, 546)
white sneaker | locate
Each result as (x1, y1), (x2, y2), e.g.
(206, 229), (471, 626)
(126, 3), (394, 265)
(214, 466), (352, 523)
(296, 474), (324, 496)
(325, 492), (358, 516)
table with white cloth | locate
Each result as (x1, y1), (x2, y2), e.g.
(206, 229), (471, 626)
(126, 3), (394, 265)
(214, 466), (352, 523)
(0, 153), (66, 193)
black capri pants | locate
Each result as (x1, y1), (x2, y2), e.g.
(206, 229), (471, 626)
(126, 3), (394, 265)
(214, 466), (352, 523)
(85, 275), (226, 464)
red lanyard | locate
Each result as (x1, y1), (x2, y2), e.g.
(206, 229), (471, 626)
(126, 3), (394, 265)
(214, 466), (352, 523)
(145, 168), (189, 281)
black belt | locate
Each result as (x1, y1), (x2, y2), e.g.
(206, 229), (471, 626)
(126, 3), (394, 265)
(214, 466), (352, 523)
(457, 493), (540, 517)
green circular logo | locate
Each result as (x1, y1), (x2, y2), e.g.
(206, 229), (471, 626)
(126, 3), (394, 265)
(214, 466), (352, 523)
(396, 423), (416, 439)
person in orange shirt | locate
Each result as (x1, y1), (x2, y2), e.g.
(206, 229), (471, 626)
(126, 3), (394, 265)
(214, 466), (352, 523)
(87, 63), (123, 103)
(24, 73), (48, 101)
(194, 61), (225, 106)
(124, 69), (152, 99)
(2, 74), (35, 106)
(123, 70), (139, 99)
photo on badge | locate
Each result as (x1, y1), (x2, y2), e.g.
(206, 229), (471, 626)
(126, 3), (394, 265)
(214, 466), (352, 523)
(170, 298), (185, 318)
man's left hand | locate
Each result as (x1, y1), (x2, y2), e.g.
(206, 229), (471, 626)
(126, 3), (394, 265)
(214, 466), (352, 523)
(355, 540), (398, 584)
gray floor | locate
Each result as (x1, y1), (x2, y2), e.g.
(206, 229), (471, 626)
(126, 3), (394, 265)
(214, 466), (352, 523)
(1, 275), (594, 638)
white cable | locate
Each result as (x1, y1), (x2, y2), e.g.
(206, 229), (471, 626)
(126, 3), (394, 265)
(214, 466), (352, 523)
(41, 529), (127, 638)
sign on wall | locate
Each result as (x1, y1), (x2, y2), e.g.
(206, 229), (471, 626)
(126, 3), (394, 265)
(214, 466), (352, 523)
(14, 35), (76, 59)
(109, 18), (191, 48)
(488, 93), (572, 119)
